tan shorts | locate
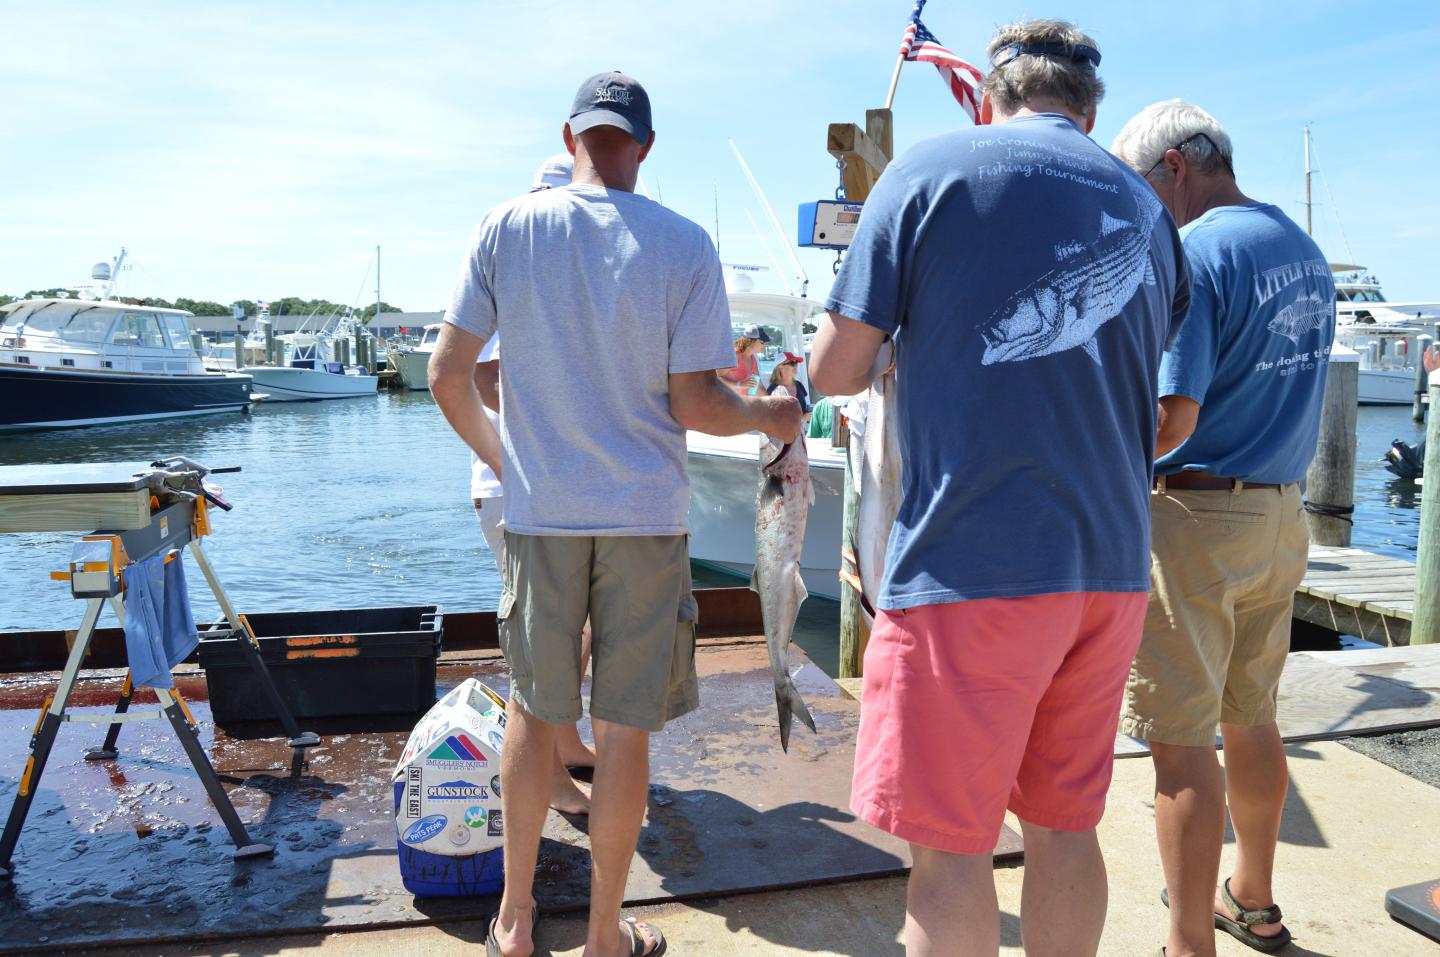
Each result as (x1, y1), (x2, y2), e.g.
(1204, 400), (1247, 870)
(497, 532), (699, 733)
(1120, 482), (1308, 747)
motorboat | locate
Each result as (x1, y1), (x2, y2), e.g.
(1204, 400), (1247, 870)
(1331, 265), (1440, 328)
(686, 292), (845, 600)
(389, 324), (440, 391)
(1336, 325), (1428, 406)
(0, 254), (252, 431)
(242, 331), (378, 402)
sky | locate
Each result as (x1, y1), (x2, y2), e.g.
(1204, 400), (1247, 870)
(3, 1), (1438, 311)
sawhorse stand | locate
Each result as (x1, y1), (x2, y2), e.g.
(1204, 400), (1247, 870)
(0, 458), (320, 881)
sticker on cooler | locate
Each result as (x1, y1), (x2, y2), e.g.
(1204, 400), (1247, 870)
(402, 814), (447, 845)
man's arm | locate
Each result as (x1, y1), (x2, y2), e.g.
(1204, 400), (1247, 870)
(430, 323), (503, 472)
(1155, 395), (1199, 458)
(670, 370), (803, 442)
(810, 311), (891, 396)
(474, 359), (500, 413)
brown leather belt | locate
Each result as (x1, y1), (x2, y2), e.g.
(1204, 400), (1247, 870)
(1155, 472), (1283, 491)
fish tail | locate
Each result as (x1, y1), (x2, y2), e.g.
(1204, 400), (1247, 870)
(775, 676), (817, 753)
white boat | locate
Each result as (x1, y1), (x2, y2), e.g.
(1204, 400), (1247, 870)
(686, 292), (847, 600)
(243, 332), (378, 402)
(0, 251), (253, 431)
(1332, 265), (1440, 329)
(1337, 325), (1427, 405)
(390, 324), (439, 391)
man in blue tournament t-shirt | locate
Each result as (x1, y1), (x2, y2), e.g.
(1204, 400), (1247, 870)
(811, 19), (1190, 957)
(1112, 100), (1335, 957)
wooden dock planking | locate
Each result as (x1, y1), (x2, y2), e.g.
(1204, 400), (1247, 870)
(1295, 545), (1420, 645)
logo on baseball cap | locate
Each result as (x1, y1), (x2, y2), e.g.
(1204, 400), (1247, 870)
(570, 71), (652, 145)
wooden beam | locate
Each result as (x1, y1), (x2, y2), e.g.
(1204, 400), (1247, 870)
(827, 122), (890, 202)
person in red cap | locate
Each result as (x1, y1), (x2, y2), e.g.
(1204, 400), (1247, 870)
(766, 351), (811, 419)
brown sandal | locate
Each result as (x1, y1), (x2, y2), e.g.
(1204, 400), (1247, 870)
(1214, 878), (1292, 952)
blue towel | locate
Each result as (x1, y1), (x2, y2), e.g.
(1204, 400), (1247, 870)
(122, 553), (199, 689)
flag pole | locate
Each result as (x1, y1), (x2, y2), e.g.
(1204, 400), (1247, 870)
(883, 53), (906, 110)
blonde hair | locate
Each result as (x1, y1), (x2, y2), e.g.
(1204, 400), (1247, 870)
(734, 336), (762, 353)
(984, 19), (1105, 120)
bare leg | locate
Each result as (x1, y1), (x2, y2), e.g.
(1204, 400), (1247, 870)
(1017, 822), (1107, 957)
(1216, 722), (1287, 939)
(493, 698), (557, 957)
(582, 718), (660, 957)
(557, 623), (597, 769)
(905, 844), (999, 957)
(1152, 742), (1225, 957)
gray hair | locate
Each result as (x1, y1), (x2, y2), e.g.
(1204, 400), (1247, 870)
(983, 19), (1105, 119)
(1111, 99), (1234, 178)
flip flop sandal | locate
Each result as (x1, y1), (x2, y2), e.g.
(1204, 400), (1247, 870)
(622, 916), (667, 956)
(1215, 878), (1292, 953)
(485, 902), (543, 957)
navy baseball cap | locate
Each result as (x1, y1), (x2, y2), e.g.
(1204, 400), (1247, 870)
(569, 71), (652, 145)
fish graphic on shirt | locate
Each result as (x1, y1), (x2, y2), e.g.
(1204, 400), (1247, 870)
(979, 179), (1164, 367)
(1266, 291), (1332, 344)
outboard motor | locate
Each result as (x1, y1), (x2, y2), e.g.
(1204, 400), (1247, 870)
(1382, 438), (1425, 480)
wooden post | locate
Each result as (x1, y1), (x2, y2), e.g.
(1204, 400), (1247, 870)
(1414, 377), (1440, 644)
(1304, 351), (1359, 547)
(1415, 334), (1433, 424)
(838, 443), (869, 677)
(233, 332), (245, 371)
(336, 338), (350, 367)
(866, 109), (894, 167)
(189, 332), (204, 356)
(264, 324), (277, 366)
(354, 327), (366, 372)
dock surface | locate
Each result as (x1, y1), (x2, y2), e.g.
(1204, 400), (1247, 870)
(1295, 544), (1421, 645)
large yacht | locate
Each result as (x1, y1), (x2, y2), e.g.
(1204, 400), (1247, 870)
(0, 255), (252, 431)
(1332, 265), (1440, 328)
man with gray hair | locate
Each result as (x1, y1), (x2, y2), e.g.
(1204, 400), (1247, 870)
(812, 19), (1188, 957)
(1112, 100), (1334, 956)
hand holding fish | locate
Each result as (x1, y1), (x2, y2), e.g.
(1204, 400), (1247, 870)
(760, 394), (804, 443)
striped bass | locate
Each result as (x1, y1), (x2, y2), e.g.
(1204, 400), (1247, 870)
(751, 437), (817, 752)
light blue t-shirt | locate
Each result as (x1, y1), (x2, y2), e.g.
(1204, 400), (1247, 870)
(1157, 204), (1335, 484)
(826, 114), (1190, 610)
(445, 184), (735, 535)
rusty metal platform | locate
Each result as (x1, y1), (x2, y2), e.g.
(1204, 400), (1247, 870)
(0, 639), (1021, 954)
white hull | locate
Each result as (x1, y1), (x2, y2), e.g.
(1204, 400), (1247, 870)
(1358, 368), (1416, 405)
(245, 365), (378, 401)
(687, 432), (846, 600)
(392, 349), (432, 391)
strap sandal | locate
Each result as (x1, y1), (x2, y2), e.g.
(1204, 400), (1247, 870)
(1215, 878), (1292, 953)
(485, 901), (542, 957)
(622, 916), (667, 956)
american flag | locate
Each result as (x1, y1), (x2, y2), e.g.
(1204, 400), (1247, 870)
(898, 1), (984, 124)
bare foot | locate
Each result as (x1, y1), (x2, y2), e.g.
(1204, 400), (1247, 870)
(556, 722), (597, 769)
(586, 917), (662, 957)
(549, 748), (590, 814)
(491, 900), (537, 957)
(1215, 884), (1284, 939)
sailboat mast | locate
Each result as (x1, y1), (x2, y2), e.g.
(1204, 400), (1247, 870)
(375, 245), (381, 326)
(1304, 125), (1313, 236)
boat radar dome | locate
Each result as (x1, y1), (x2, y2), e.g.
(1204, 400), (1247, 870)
(91, 262), (112, 282)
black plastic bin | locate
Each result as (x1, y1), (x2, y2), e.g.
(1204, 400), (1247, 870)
(198, 605), (442, 723)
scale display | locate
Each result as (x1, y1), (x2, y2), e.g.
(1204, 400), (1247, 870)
(797, 201), (864, 250)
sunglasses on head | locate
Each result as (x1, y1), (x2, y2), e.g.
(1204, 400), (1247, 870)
(1143, 132), (1234, 179)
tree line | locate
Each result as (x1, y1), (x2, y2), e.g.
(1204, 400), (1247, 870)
(0, 291), (402, 321)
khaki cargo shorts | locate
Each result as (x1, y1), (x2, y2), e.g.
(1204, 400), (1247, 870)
(497, 532), (699, 733)
(1121, 481), (1309, 747)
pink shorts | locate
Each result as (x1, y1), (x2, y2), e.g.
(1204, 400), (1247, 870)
(851, 592), (1146, 854)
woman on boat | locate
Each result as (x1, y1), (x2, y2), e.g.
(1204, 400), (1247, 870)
(766, 351), (811, 414)
(721, 324), (770, 395)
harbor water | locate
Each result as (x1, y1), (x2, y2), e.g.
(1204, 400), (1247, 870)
(0, 396), (1426, 673)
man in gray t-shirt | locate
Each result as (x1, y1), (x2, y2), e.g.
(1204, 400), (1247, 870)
(430, 71), (800, 957)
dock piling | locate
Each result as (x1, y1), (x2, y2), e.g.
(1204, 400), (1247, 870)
(233, 332), (245, 371)
(1415, 335), (1433, 423)
(1305, 351), (1359, 547)
(1413, 379), (1440, 644)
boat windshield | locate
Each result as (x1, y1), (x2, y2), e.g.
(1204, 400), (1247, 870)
(421, 327), (440, 347)
(0, 304), (117, 344)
